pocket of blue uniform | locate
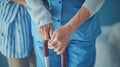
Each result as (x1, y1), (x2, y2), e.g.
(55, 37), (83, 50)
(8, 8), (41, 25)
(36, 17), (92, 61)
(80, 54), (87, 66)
(84, 15), (102, 40)
(75, 15), (101, 41)
(67, 40), (96, 66)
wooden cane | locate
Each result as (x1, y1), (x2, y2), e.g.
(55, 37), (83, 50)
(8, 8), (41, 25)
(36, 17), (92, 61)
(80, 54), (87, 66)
(61, 51), (67, 67)
(43, 40), (50, 67)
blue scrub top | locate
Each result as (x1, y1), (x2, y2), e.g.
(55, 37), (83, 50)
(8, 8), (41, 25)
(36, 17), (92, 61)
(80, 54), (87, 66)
(32, 0), (101, 42)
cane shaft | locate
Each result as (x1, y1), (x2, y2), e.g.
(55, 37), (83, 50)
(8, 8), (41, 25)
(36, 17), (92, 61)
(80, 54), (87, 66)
(61, 51), (67, 67)
(45, 57), (50, 67)
(43, 40), (50, 67)
(43, 40), (49, 57)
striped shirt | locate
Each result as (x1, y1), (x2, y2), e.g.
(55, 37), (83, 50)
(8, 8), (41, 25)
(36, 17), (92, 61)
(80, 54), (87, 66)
(0, 1), (33, 58)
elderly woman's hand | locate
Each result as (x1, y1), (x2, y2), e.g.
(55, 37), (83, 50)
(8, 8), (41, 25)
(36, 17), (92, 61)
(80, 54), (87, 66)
(38, 23), (53, 40)
(48, 24), (74, 55)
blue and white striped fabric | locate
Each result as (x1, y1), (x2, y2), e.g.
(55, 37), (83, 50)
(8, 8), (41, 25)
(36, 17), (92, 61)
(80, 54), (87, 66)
(0, 1), (33, 58)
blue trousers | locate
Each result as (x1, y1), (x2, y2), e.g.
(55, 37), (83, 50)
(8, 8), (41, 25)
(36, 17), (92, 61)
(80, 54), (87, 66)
(34, 40), (96, 67)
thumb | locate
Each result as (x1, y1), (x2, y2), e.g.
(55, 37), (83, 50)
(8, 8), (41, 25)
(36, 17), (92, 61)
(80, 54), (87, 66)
(49, 25), (53, 39)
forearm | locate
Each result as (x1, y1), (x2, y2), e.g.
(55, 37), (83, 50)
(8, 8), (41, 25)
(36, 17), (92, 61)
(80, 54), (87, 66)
(65, 6), (90, 31)
(12, 0), (26, 6)
(65, 0), (105, 32)
(25, 0), (52, 27)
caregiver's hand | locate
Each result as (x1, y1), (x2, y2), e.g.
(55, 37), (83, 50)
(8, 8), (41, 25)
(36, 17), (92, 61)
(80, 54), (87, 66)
(12, 0), (26, 6)
(38, 23), (53, 40)
(48, 24), (74, 55)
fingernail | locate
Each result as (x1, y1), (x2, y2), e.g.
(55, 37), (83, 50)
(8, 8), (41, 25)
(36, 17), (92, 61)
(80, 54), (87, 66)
(48, 46), (53, 49)
(48, 47), (52, 49)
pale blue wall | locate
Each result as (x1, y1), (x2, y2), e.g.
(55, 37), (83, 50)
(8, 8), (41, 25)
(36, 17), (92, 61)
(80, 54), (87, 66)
(97, 0), (120, 25)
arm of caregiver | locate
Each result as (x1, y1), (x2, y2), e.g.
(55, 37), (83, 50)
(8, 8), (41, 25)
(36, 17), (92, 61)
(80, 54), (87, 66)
(48, 0), (105, 54)
(11, 0), (53, 40)
(12, 0), (26, 6)
(0, 0), (24, 3)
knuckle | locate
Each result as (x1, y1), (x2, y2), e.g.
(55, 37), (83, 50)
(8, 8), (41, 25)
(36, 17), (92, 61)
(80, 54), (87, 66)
(54, 49), (57, 52)
(61, 51), (63, 53)
(40, 28), (43, 32)
(44, 28), (48, 32)
(51, 44), (55, 47)
(55, 37), (61, 42)
(54, 38), (58, 42)
(59, 51), (63, 54)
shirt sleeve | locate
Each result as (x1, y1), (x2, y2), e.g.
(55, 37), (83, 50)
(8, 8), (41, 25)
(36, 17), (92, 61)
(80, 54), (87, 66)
(83, 0), (105, 17)
(25, 0), (52, 27)
(0, 0), (11, 3)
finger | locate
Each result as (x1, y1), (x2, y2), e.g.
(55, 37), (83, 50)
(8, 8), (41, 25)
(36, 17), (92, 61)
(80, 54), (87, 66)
(44, 28), (50, 40)
(48, 31), (56, 44)
(50, 31), (56, 42)
(49, 26), (53, 39)
(48, 39), (57, 49)
(53, 44), (58, 50)
(57, 47), (66, 55)
(54, 46), (62, 52)
(38, 28), (44, 38)
(48, 41), (58, 49)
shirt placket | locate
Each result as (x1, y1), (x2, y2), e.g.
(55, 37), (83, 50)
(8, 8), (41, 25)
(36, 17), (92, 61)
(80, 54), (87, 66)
(49, 0), (62, 23)
(57, 0), (62, 23)
(0, 22), (7, 53)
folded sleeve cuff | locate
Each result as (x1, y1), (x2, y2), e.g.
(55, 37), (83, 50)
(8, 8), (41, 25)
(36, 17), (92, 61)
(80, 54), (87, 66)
(37, 14), (52, 27)
(83, 0), (105, 17)
(25, 0), (52, 27)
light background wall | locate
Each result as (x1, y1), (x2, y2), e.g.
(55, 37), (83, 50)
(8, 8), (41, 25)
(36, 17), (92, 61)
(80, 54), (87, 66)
(98, 0), (120, 25)
(95, 0), (120, 67)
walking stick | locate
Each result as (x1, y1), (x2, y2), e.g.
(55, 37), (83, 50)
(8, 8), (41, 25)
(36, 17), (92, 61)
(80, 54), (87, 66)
(61, 51), (67, 67)
(43, 40), (67, 67)
(43, 40), (50, 67)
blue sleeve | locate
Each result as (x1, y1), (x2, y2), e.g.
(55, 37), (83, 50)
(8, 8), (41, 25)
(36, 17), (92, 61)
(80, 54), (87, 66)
(25, 0), (52, 27)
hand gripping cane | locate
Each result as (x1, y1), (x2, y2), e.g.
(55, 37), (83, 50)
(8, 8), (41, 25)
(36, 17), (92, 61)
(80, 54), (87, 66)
(43, 40), (67, 67)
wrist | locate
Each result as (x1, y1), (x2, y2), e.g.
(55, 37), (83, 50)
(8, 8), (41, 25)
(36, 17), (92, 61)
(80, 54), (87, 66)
(64, 23), (76, 35)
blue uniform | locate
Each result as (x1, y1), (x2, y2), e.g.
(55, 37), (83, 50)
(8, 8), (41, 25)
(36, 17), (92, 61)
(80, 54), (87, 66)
(0, 1), (33, 58)
(30, 0), (101, 67)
